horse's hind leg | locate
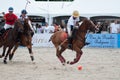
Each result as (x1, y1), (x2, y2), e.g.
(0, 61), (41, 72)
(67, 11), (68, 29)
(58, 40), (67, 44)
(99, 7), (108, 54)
(0, 46), (6, 58)
(68, 48), (83, 65)
(9, 44), (19, 60)
(56, 47), (66, 65)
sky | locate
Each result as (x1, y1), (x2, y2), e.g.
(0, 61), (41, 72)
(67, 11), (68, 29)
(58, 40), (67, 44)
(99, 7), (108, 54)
(0, 0), (120, 17)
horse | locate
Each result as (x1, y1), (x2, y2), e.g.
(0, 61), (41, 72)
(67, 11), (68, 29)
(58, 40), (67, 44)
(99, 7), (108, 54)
(8, 18), (34, 62)
(49, 19), (96, 65)
(0, 19), (24, 64)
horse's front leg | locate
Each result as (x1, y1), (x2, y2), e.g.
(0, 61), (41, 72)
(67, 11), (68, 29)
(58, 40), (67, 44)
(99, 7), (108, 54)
(0, 46), (6, 58)
(27, 45), (34, 61)
(56, 46), (66, 65)
(68, 48), (83, 65)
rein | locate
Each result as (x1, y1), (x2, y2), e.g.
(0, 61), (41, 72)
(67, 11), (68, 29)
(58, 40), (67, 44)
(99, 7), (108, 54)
(3, 29), (12, 39)
(23, 19), (32, 36)
(75, 22), (88, 44)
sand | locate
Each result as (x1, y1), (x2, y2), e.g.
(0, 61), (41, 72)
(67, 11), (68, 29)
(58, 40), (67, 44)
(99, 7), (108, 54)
(0, 47), (120, 80)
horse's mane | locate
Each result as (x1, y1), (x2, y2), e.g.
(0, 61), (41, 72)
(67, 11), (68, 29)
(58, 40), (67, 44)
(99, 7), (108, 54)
(74, 19), (95, 40)
(78, 19), (95, 32)
(23, 19), (32, 31)
(22, 19), (32, 36)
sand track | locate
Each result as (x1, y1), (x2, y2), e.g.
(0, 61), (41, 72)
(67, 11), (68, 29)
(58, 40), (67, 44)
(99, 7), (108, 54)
(0, 47), (120, 80)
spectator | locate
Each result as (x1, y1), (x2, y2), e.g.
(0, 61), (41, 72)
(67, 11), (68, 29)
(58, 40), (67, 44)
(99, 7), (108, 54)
(36, 24), (43, 33)
(53, 23), (60, 32)
(110, 20), (120, 33)
(43, 22), (51, 33)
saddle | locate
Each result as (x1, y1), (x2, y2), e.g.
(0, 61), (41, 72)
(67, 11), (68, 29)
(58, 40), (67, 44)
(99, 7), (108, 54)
(0, 28), (12, 39)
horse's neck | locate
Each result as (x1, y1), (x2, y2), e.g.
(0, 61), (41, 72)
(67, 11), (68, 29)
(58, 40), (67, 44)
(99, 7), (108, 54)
(7, 28), (18, 41)
(77, 24), (88, 41)
(25, 20), (33, 31)
(77, 31), (87, 39)
(13, 27), (19, 36)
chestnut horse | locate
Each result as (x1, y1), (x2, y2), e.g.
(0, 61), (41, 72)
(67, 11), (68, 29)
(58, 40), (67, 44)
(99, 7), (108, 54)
(0, 19), (24, 64)
(9, 19), (34, 62)
(49, 19), (96, 65)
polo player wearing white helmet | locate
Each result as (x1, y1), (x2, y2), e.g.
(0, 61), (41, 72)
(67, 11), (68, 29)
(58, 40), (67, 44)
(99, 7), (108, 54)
(67, 10), (80, 49)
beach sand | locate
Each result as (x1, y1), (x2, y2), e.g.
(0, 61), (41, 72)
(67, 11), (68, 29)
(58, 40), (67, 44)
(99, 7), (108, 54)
(0, 47), (120, 80)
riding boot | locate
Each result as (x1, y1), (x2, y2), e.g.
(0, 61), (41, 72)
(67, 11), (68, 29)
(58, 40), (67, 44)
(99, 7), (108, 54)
(85, 37), (90, 45)
(68, 36), (72, 49)
(0, 28), (5, 36)
(72, 28), (77, 39)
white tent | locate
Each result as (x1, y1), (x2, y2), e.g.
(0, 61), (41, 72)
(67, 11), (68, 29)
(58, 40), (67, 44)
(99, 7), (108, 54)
(1, 0), (120, 24)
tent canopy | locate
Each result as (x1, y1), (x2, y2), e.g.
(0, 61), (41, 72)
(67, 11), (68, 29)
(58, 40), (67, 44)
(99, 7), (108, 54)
(1, 0), (120, 17)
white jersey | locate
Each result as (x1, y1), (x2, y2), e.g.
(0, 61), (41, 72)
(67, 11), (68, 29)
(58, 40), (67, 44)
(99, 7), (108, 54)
(67, 16), (79, 27)
(110, 23), (119, 33)
(67, 16), (80, 36)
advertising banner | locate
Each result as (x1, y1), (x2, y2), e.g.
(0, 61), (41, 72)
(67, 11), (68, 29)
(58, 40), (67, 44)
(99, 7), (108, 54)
(32, 33), (120, 48)
(86, 34), (118, 48)
(32, 33), (54, 47)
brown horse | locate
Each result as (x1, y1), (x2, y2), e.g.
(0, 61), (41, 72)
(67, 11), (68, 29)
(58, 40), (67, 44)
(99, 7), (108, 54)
(49, 19), (96, 65)
(8, 19), (34, 62)
(0, 19), (24, 64)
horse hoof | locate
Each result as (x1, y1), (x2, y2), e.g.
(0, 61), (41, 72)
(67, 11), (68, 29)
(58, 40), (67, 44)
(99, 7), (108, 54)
(3, 60), (7, 64)
(30, 56), (34, 61)
(67, 61), (70, 64)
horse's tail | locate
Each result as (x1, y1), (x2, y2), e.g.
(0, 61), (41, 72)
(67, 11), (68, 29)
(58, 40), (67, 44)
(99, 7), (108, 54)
(48, 35), (53, 42)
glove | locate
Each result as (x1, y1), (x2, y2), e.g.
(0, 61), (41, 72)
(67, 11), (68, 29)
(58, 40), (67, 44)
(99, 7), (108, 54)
(74, 26), (78, 29)
(70, 25), (73, 31)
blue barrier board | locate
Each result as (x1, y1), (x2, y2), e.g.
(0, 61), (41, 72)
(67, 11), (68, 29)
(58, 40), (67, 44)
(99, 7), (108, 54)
(86, 34), (118, 48)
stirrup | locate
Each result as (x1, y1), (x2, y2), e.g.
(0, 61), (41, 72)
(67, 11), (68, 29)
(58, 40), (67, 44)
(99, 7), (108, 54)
(0, 32), (2, 36)
(85, 42), (90, 45)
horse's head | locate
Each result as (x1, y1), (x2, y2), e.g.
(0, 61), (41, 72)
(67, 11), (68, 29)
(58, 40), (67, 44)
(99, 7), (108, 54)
(23, 18), (34, 37)
(14, 19), (24, 33)
(79, 19), (96, 33)
(23, 18), (32, 31)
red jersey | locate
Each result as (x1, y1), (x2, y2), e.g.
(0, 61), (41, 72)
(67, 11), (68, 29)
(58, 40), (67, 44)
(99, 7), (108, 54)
(4, 13), (18, 25)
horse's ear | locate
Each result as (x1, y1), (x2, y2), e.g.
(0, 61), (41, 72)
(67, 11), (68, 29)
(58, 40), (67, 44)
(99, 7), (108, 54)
(14, 19), (19, 24)
(78, 21), (83, 26)
(18, 19), (21, 21)
(17, 19), (21, 23)
(28, 17), (31, 21)
(24, 18), (29, 22)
